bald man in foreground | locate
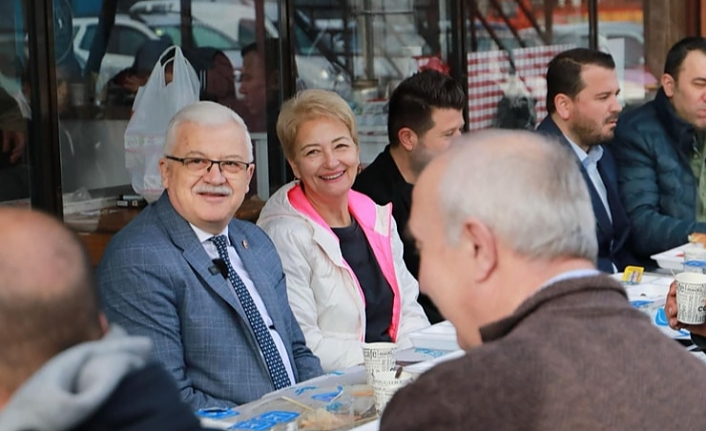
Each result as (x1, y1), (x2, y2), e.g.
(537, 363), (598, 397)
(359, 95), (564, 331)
(380, 130), (706, 430)
(0, 208), (209, 431)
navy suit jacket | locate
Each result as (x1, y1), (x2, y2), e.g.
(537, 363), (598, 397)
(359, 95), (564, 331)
(97, 193), (323, 409)
(537, 117), (636, 272)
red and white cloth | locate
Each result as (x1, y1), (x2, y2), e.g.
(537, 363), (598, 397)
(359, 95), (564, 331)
(466, 44), (575, 130)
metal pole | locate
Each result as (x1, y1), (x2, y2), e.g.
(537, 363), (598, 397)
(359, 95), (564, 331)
(588, 0), (598, 50)
(361, 0), (375, 80)
(26, 0), (63, 215)
(450, 0), (468, 131)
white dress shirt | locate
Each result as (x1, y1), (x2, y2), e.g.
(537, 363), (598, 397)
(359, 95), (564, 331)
(190, 224), (296, 385)
(565, 137), (618, 273)
(565, 137), (612, 224)
(539, 268), (602, 292)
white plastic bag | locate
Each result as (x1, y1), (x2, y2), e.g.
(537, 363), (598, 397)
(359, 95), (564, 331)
(124, 46), (200, 202)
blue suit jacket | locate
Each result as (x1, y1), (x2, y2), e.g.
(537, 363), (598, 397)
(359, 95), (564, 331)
(97, 193), (323, 409)
(537, 117), (637, 272)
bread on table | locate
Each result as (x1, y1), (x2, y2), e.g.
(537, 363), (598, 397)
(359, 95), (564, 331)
(688, 232), (706, 246)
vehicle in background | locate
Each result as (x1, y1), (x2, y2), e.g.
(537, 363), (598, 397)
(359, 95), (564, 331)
(72, 15), (160, 96)
(129, 0), (272, 48)
(129, 0), (351, 96)
(132, 11), (243, 94)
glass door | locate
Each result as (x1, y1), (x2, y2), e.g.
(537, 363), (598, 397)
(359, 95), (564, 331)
(0, 0), (32, 204)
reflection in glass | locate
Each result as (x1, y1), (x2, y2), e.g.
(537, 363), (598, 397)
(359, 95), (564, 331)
(54, 0), (286, 211)
(0, 0), (30, 203)
(464, 0), (650, 131)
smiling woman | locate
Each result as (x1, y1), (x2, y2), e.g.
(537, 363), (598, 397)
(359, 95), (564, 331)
(257, 89), (430, 372)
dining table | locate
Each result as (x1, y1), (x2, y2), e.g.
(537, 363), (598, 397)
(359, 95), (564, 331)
(195, 328), (465, 431)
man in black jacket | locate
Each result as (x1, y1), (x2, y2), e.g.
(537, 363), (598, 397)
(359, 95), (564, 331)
(612, 37), (706, 262)
(0, 208), (211, 431)
(353, 70), (465, 323)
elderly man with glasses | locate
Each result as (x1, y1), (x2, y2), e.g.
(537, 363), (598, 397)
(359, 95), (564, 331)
(97, 101), (323, 410)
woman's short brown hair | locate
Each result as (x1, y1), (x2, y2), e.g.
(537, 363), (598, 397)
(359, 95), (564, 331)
(277, 89), (358, 160)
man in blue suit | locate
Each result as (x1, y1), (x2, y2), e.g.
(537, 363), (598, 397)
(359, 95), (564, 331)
(97, 101), (323, 410)
(537, 48), (636, 273)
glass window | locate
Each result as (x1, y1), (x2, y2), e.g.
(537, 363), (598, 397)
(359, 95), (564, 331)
(55, 0), (284, 213)
(290, 0), (450, 165)
(153, 24), (240, 50)
(45, 0), (286, 263)
(113, 26), (148, 57)
(0, 0), (31, 204)
(237, 19), (256, 47)
(79, 25), (95, 51)
(463, 0), (651, 131)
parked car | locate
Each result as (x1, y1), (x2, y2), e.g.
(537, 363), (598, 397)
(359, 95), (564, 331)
(129, 0), (351, 96)
(72, 15), (160, 96)
(128, 0), (272, 48)
(131, 11), (243, 93)
(138, 13), (239, 53)
(74, 12), (249, 97)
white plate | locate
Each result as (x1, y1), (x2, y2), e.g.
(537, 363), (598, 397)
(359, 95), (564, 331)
(408, 321), (460, 352)
(650, 243), (698, 270)
(404, 349), (466, 376)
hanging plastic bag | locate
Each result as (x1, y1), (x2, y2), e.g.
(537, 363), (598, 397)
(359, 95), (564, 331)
(124, 45), (200, 202)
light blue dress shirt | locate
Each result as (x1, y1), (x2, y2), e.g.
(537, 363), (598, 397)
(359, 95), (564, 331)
(565, 137), (612, 224)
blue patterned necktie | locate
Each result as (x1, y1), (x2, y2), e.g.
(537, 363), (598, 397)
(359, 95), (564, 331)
(211, 235), (291, 390)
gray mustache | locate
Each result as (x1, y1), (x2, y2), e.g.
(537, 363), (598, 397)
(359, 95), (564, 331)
(193, 185), (233, 195)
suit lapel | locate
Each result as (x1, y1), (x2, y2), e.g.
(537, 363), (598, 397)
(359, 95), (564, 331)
(578, 163), (614, 238)
(598, 156), (629, 251)
(228, 222), (284, 332)
(537, 117), (613, 236)
(153, 194), (248, 319)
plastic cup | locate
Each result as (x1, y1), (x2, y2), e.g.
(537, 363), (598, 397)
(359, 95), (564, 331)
(362, 342), (397, 386)
(683, 246), (706, 274)
(676, 272), (706, 324)
(371, 370), (414, 415)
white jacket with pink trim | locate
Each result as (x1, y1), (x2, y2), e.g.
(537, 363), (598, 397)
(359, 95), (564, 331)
(257, 181), (430, 372)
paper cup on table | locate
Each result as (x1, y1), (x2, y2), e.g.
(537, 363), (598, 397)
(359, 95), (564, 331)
(676, 272), (706, 324)
(362, 342), (397, 386)
(684, 247), (706, 273)
(372, 370), (414, 415)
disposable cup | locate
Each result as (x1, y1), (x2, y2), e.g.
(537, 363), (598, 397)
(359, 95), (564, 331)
(372, 370), (414, 415)
(676, 272), (706, 324)
(362, 342), (397, 386)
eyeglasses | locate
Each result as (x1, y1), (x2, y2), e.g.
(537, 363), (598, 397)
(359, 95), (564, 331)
(165, 156), (253, 176)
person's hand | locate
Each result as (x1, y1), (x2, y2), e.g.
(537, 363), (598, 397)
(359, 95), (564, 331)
(666, 280), (706, 337)
(122, 74), (148, 93)
(2, 129), (26, 164)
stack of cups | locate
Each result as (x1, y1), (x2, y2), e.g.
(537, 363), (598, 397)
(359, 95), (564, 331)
(675, 272), (706, 325)
(362, 342), (412, 415)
